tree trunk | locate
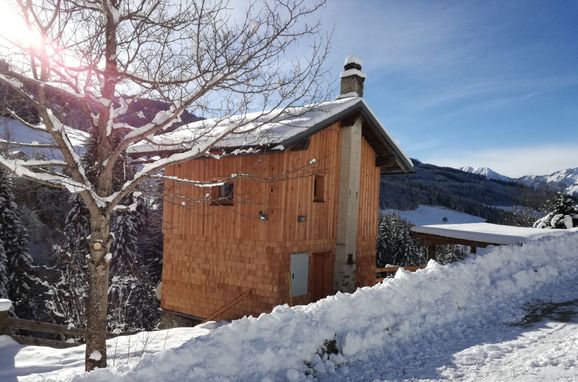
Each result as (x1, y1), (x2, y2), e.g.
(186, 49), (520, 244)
(84, 212), (111, 371)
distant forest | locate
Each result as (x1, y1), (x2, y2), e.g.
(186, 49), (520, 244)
(380, 159), (555, 225)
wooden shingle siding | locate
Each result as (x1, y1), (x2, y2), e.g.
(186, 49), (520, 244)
(356, 136), (380, 287)
(161, 121), (381, 321)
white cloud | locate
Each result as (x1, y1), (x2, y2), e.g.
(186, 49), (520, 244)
(424, 144), (578, 178)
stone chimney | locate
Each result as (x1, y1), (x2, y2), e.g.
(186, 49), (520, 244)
(333, 55), (365, 293)
(338, 56), (366, 98)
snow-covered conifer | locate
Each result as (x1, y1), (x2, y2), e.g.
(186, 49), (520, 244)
(0, 240), (7, 299)
(49, 195), (90, 327)
(0, 168), (44, 318)
(533, 193), (578, 229)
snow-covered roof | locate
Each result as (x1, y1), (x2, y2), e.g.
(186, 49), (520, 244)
(0, 116), (87, 159)
(128, 96), (413, 174)
(384, 205), (486, 226)
(412, 222), (578, 246)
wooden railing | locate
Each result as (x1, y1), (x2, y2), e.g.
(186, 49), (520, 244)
(0, 303), (126, 348)
(376, 265), (426, 282)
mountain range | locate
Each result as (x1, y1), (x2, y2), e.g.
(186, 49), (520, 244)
(460, 166), (578, 196)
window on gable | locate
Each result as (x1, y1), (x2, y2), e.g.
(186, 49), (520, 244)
(313, 174), (325, 202)
(211, 182), (234, 205)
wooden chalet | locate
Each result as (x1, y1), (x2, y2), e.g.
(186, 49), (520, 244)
(130, 57), (414, 324)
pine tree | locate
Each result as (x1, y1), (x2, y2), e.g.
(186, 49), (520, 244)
(0, 168), (45, 318)
(138, 195), (163, 283)
(533, 193), (578, 229)
(49, 194), (90, 327)
(0, 240), (8, 299)
(377, 213), (427, 267)
(108, 195), (159, 332)
(376, 212), (469, 268)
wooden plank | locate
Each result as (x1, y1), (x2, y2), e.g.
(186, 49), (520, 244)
(375, 265), (425, 273)
(10, 334), (80, 348)
(202, 290), (252, 323)
(7, 317), (87, 337)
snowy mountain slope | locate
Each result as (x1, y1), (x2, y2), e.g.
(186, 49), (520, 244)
(460, 166), (513, 182)
(382, 204), (486, 226)
(460, 165), (578, 196)
(63, 233), (578, 382)
(519, 167), (578, 196)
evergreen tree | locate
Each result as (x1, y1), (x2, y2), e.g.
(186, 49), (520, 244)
(108, 194), (159, 332)
(376, 212), (469, 268)
(0, 240), (7, 299)
(49, 194), (90, 327)
(137, 194), (163, 283)
(533, 193), (578, 229)
(377, 213), (427, 267)
(0, 168), (45, 318)
(110, 201), (139, 276)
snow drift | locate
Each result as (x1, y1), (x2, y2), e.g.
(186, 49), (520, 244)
(75, 233), (578, 382)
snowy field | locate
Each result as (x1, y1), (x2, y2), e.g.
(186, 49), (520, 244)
(382, 205), (486, 226)
(1, 233), (577, 381)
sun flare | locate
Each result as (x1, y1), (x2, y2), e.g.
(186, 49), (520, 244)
(0, 2), (43, 51)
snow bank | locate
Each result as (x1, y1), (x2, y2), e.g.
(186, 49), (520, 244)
(0, 299), (12, 311)
(72, 233), (578, 382)
(0, 327), (213, 382)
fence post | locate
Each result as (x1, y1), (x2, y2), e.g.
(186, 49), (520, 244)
(0, 299), (12, 335)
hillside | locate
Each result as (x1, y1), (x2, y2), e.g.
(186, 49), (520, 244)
(380, 160), (554, 224)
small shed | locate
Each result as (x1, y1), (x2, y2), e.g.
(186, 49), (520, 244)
(131, 57), (414, 323)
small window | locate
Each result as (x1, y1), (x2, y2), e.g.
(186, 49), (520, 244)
(313, 174), (325, 202)
(211, 182), (234, 205)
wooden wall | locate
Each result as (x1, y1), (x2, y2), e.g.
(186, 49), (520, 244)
(356, 137), (381, 287)
(161, 121), (382, 321)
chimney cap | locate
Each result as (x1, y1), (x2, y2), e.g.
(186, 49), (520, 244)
(344, 56), (362, 67)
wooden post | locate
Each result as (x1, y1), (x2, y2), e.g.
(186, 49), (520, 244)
(0, 299), (11, 335)
(427, 245), (437, 261)
(288, 272), (294, 307)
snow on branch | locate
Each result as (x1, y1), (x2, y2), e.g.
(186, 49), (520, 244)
(0, 155), (89, 194)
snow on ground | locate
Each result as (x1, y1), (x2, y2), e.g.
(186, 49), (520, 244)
(0, 299), (12, 311)
(2, 233), (578, 382)
(0, 326), (214, 382)
(70, 232), (577, 382)
(382, 205), (486, 226)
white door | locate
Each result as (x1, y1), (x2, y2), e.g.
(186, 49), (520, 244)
(290, 253), (309, 297)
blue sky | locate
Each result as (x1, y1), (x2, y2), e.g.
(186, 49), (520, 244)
(322, 0), (578, 177)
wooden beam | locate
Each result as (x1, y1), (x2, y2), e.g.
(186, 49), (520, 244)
(202, 290), (252, 323)
(375, 265), (425, 273)
(7, 317), (87, 337)
(10, 334), (79, 348)
(375, 155), (397, 167)
(411, 231), (499, 248)
(0, 310), (8, 335)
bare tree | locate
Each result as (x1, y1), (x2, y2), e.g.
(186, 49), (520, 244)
(0, 0), (328, 370)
